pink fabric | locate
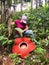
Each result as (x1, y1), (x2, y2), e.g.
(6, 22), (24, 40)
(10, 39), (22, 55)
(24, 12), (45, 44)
(15, 20), (26, 30)
(21, 15), (27, 24)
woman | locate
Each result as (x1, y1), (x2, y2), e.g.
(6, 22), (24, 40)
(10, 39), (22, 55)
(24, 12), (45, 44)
(9, 15), (34, 38)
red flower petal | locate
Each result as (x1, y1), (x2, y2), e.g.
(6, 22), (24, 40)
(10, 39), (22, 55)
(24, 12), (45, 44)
(20, 52), (29, 58)
(23, 37), (30, 41)
(23, 37), (31, 43)
(12, 45), (20, 54)
(12, 37), (36, 58)
(12, 44), (29, 58)
(14, 38), (23, 45)
(28, 42), (36, 52)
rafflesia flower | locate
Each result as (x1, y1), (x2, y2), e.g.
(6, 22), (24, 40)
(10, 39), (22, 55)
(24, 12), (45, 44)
(12, 37), (36, 58)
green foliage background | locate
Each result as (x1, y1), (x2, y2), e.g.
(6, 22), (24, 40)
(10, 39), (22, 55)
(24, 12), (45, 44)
(0, 6), (49, 65)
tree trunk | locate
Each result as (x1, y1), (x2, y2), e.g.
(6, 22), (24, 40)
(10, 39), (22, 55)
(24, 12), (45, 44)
(31, 0), (33, 10)
(1, 0), (6, 23)
(21, 0), (23, 13)
(3, 0), (6, 22)
(48, 0), (49, 6)
(45, 0), (47, 3)
(39, 0), (42, 7)
(36, 0), (38, 9)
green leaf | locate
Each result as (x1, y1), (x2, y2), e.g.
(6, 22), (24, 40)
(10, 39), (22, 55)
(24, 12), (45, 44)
(15, 28), (23, 37)
(2, 40), (7, 45)
(9, 53), (19, 59)
(35, 47), (46, 55)
(15, 28), (23, 33)
(8, 40), (13, 44)
(45, 40), (49, 46)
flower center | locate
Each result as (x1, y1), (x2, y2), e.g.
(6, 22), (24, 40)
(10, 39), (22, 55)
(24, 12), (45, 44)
(20, 42), (27, 50)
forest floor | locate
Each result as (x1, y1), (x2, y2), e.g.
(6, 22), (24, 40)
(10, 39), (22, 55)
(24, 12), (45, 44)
(0, 45), (49, 65)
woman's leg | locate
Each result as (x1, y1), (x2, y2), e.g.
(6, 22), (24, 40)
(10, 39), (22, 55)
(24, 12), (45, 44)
(15, 34), (20, 38)
(24, 30), (39, 44)
(24, 30), (34, 38)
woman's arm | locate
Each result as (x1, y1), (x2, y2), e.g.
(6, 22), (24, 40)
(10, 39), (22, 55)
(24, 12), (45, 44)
(23, 25), (28, 32)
